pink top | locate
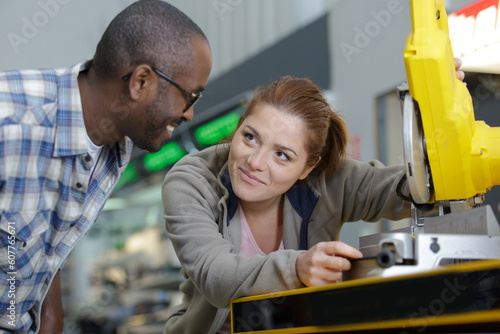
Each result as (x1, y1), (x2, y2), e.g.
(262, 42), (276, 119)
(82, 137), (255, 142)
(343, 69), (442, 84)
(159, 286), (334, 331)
(239, 204), (285, 256)
(218, 205), (285, 334)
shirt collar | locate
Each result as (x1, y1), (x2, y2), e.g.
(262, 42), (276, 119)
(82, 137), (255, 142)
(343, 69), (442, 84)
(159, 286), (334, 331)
(116, 137), (134, 168)
(53, 60), (91, 157)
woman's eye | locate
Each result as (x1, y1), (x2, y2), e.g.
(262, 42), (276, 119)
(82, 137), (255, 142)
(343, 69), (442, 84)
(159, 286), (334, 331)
(276, 151), (290, 162)
(244, 133), (256, 142)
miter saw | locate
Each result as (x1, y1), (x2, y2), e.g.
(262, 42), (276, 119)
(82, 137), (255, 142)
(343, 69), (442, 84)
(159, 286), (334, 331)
(229, 1), (500, 331)
(347, 0), (500, 280)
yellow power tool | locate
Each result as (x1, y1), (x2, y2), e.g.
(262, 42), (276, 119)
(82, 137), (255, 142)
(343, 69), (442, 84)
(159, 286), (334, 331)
(402, 0), (500, 204)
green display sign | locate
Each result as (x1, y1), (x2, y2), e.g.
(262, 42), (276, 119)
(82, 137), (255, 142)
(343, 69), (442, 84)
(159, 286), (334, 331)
(143, 141), (187, 173)
(194, 109), (242, 148)
(116, 104), (246, 190)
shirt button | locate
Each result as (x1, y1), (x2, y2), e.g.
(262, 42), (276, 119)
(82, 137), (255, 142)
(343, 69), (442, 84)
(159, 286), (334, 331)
(84, 154), (91, 162)
(76, 182), (83, 188)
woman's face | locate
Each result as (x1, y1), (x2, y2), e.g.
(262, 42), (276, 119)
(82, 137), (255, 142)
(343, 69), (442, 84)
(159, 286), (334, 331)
(228, 104), (315, 205)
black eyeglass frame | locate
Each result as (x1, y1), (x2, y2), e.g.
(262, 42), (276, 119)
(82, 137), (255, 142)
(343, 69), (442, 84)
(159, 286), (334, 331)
(122, 68), (202, 112)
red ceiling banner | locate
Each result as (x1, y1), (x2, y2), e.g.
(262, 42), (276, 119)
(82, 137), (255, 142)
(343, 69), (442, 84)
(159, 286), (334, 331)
(449, 0), (500, 73)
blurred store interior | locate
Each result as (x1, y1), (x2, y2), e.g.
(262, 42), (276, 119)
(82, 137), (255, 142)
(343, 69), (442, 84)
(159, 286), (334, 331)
(1, 0), (499, 332)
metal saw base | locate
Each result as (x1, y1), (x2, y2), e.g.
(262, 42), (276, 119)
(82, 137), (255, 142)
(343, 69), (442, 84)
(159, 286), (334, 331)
(348, 205), (500, 280)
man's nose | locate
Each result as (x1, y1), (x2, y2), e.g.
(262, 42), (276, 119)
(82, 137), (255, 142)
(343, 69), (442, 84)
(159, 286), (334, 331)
(182, 105), (194, 122)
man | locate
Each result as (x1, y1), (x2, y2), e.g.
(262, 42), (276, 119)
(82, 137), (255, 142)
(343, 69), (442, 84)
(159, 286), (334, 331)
(0, 0), (212, 333)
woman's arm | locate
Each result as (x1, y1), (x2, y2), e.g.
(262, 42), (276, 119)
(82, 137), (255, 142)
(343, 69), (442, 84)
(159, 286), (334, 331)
(319, 159), (411, 223)
(162, 159), (304, 308)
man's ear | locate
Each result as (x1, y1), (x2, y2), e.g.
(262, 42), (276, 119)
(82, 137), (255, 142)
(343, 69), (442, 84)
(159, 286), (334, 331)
(127, 64), (156, 101)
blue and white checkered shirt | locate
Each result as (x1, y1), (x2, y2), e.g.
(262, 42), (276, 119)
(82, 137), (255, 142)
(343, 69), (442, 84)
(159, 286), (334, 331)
(0, 61), (133, 333)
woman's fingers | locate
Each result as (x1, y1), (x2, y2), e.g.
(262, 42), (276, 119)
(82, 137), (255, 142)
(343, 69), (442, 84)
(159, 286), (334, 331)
(296, 241), (362, 287)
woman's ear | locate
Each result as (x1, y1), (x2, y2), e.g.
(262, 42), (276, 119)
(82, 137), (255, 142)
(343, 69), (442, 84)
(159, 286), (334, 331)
(298, 157), (321, 180)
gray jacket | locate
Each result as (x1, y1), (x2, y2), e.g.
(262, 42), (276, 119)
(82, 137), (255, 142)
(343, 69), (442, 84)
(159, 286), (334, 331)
(161, 144), (410, 334)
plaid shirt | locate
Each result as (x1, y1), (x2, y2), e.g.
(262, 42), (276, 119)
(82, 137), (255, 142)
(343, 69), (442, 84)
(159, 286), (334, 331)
(0, 62), (133, 333)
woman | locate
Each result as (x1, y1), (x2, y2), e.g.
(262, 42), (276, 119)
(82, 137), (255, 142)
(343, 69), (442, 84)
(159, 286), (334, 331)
(161, 76), (411, 334)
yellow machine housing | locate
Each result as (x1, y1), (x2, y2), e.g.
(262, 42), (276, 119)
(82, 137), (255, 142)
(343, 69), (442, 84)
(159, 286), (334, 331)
(404, 0), (500, 201)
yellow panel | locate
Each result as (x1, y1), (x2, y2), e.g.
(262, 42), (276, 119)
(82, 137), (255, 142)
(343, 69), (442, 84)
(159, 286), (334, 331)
(404, 0), (500, 201)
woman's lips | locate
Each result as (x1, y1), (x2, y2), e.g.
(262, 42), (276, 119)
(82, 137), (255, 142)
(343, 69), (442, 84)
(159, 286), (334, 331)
(240, 168), (265, 185)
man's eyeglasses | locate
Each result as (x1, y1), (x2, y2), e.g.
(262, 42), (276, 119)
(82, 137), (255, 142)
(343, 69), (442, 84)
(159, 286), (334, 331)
(122, 68), (202, 112)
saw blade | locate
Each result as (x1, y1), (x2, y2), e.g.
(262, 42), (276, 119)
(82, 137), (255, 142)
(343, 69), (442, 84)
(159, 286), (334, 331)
(402, 93), (431, 204)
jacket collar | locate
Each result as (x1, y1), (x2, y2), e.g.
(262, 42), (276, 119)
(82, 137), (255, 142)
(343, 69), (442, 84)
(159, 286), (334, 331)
(221, 166), (239, 227)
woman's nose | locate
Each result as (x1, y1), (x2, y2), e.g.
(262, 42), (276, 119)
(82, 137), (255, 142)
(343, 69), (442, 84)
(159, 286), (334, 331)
(248, 150), (266, 171)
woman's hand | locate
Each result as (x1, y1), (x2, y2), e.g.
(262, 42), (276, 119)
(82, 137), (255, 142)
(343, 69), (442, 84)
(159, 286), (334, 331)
(455, 58), (465, 82)
(296, 241), (362, 287)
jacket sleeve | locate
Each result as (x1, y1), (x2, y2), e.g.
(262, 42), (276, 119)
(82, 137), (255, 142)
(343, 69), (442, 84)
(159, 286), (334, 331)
(162, 158), (304, 309)
(319, 159), (412, 223)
